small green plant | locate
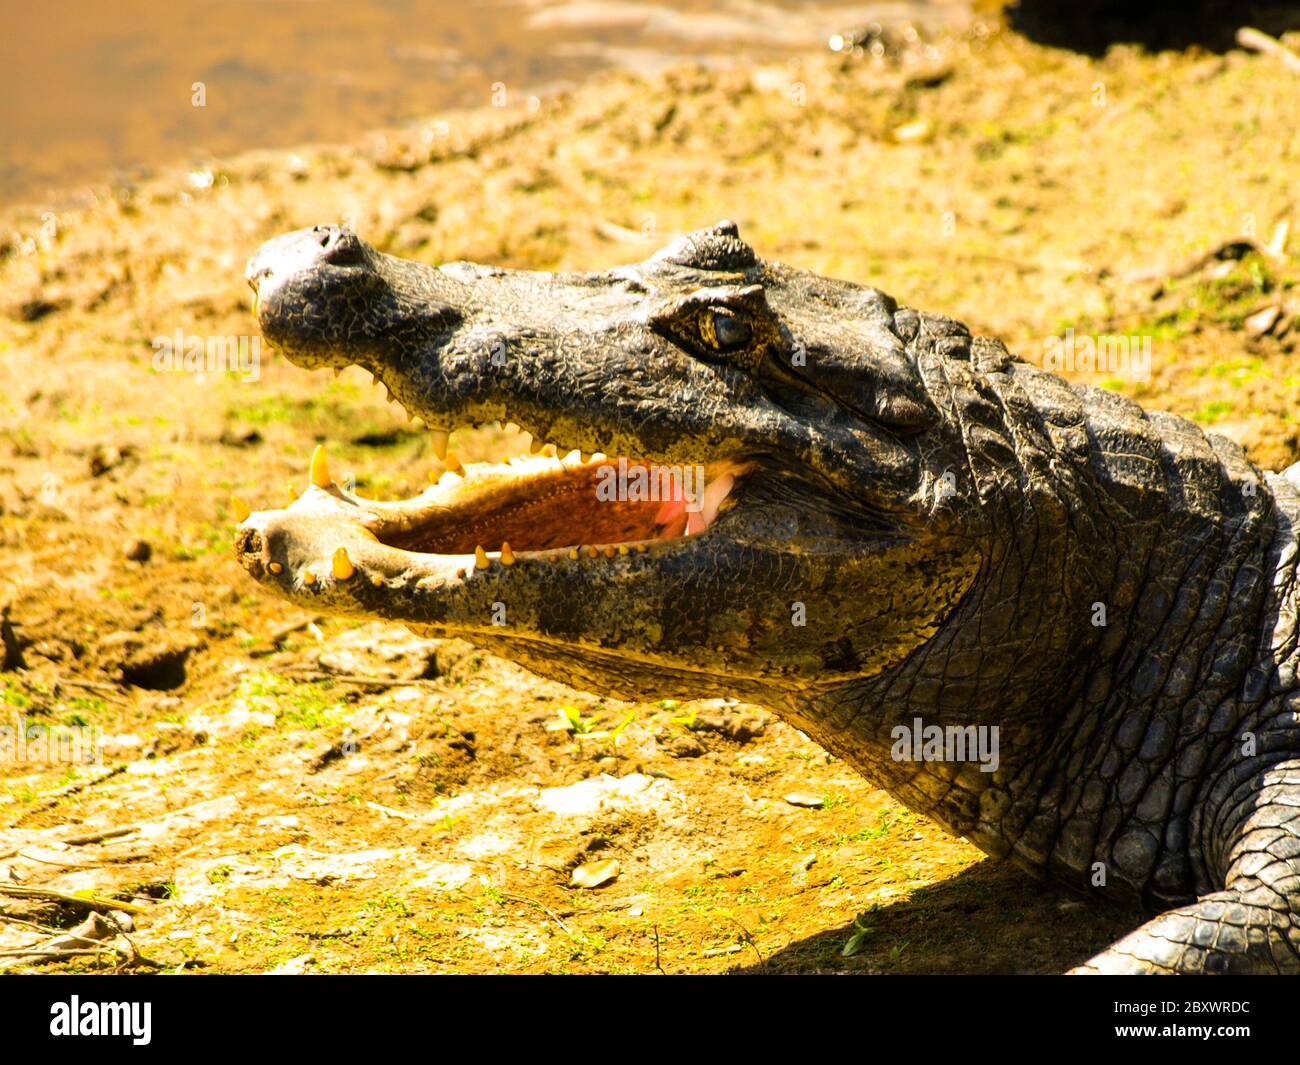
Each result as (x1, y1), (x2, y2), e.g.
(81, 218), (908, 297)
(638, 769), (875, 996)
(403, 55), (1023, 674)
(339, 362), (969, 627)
(842, 910), (878, 957)
(556, 704), (596, 733)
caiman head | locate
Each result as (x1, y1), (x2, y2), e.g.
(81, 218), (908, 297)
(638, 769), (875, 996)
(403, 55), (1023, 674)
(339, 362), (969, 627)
(236, 221), (1103, 718)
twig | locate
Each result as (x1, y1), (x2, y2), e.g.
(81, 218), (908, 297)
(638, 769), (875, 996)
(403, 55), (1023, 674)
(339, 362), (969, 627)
(725, 914), (764, 967)
(365, 801), (414, 821)
(652, 923), (665, 974)
(499, 891), (572, 935)
(1237, 26), (1300, 75)
(0, 884), (150, 915)
(0, 946), (125, 959)
(273, 667), (437, 688)
(55, 676), (127, 698)
(12, 764), (128, 827)
(1123, 235), (1287, 285)
(63, 825), (136, 846)
(14, 850), (102, 869)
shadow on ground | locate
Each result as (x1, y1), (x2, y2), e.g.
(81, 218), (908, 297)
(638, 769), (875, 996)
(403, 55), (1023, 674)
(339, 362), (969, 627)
(1007, 0), (1300, 55)
(733, 860), (1143, 975)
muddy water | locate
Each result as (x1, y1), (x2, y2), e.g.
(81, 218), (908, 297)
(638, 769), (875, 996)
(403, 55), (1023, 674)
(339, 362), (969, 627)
(3, 0), (967, 208)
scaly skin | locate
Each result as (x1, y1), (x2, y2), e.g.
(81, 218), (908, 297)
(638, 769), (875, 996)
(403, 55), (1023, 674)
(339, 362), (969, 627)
(236, 222), (1300, 973)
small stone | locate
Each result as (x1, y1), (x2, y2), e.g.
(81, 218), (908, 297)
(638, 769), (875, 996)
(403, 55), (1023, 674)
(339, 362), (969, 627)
(125, 539), (152, 562)
(783, 791), (825, 808)
(891, 118), (933, 144)
(1245, 305), (1281, 336)
(570, 858), (621, 889)
(664, 732), (705, 758)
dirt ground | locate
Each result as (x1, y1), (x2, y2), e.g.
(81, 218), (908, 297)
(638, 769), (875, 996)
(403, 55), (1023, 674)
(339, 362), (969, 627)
(2, 18), (1299, 974)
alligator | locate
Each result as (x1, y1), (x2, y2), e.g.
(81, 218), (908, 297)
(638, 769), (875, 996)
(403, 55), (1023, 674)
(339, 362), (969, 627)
(236, 221), (1300, 974)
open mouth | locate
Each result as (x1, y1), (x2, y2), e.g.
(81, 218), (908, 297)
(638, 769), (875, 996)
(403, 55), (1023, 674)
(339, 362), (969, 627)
(235, 426), (754, 588)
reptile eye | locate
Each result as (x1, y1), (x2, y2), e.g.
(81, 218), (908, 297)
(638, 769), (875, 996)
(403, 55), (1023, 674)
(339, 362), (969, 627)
(712, 311), (751, 350)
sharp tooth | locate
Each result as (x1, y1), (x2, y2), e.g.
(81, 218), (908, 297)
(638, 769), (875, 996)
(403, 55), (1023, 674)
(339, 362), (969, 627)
(444, 451), (462, 472)
(529, 436), (544, 454)
(231, 495), (251, 522)
(701, 473), (735, 527)
(500, 542), (515, 566)
(303, 569), (316, 585)
(618, 544), (630, 555)
(370, 573), (384, 586)
(586, 546), (599, 558)
(386, 388), (396, 405)
(568, 548), (579, 560)
(332, 546), (354, 580)
(542, 444), (558, 458)
(580, 452), (591, 464)
(287, 483), (297, 505)
(475, 545), (489, 570)
(431, 429), (450, 461)
(332, 367), (342, 379)
(371, 373), (380, 388)
(603, 546), (615, 558)
(310, 444), (331, 488)
(269, 561), (283, 573)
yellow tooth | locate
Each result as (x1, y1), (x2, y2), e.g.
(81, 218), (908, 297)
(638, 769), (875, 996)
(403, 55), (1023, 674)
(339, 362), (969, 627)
(500, 542), (515, 566)
(358, 527), (378, 541)
(603, 545), (615, 558)
(543, 444), (558, 457)
(580, 452), (591, 464)
(332, 546), (354, 580)
(370, 573), (384, 586)
(587, 546), (599, 558)
(636, 543), (648, 553)
(332, 367), (342, 379)
(287, 482), (297, 505)
(231, 495), (251, 522)
(310, 444), (331, 488)
(431, 429), (450, 461)
(529, 436), (544, 454)
(475, 545), (489, 570)
(618, 544), (630, 556)
(303, 568), (316, 585)
(269, 561), (283, 573)
(568, 548), (579, 560)
(444, 451), (462, 473)
(251, 287), (259, 318)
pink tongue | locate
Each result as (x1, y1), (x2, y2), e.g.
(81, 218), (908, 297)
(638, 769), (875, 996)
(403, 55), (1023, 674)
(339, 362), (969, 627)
(654, 497), (687, 525)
